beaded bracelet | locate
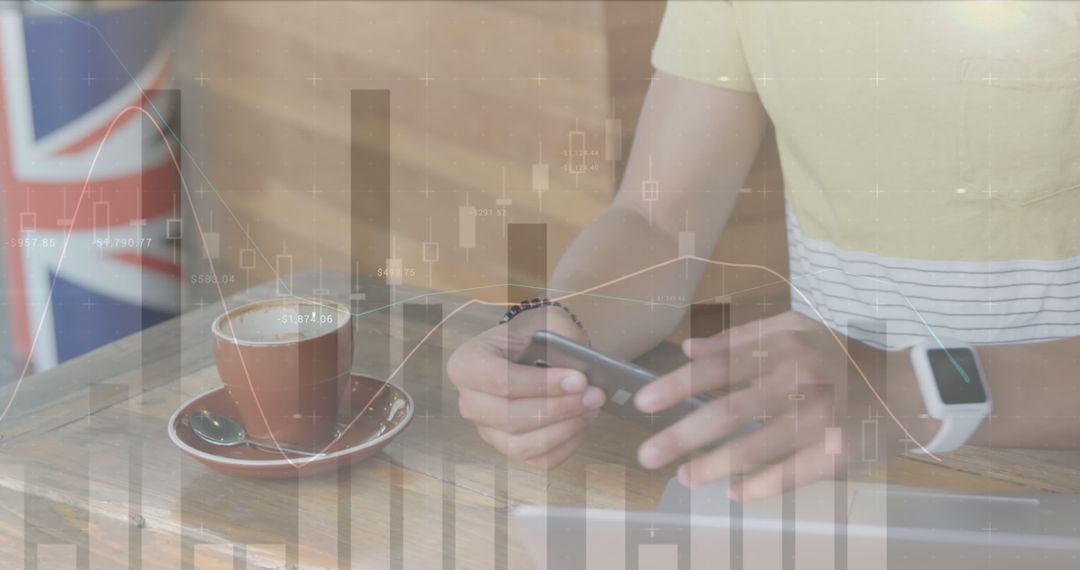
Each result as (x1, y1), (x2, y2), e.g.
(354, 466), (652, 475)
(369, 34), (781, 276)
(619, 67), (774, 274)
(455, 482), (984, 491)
(499, 298), (588, 341)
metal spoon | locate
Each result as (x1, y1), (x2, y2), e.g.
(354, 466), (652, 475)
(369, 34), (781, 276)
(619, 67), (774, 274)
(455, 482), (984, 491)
(189, 410), (326, 457)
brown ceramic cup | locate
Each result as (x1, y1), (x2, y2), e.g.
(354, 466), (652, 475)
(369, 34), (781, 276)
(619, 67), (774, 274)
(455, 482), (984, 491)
(211, 298), (353, 447)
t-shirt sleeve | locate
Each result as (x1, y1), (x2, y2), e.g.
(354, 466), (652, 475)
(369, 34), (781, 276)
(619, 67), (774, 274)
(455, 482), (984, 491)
(651, 0), (756, 93)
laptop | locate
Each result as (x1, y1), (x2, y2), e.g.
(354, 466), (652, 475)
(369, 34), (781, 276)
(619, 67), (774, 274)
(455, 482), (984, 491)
(512, 477), (1080, 569)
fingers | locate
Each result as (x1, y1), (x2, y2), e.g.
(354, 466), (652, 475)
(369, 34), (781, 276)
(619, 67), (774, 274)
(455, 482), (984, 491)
(635, 355), (733, 414)
(676, 413), (801, 489)
(476, 417), (589, 461)
(638, 375), (790, 469)
(682, 330), (732, 358)
(638, 390), (763, 469)
(458, 386), (606, 434)
(450, 321), (601, 467)
(650, 323), (801, 414)
(448, 340), (587, 399)
(728, 441), (835, 502)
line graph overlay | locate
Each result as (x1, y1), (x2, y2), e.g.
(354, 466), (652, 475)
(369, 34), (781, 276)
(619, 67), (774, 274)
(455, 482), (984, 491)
(0, 102), (942, 468)
(27, 0), (297, 298)
(6, 1), (947, 464)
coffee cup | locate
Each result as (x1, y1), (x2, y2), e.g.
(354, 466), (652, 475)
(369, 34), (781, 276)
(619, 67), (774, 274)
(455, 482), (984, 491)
(211, 298), (353, 447)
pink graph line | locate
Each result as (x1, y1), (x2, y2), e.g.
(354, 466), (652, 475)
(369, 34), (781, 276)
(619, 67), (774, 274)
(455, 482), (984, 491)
(338, 256), (942, 463)
(560, 255), (942, 461)
(0, 106), (940, 468)
(0, 106), (287, 451)
(1, 106), (143, 423)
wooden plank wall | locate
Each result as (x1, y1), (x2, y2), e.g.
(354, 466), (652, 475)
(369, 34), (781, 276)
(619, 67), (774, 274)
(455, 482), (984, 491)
(177, 1), (788, 318)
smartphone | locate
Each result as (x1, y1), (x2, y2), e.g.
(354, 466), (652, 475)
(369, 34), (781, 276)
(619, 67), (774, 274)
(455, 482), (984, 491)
(516, 330), (712, 431)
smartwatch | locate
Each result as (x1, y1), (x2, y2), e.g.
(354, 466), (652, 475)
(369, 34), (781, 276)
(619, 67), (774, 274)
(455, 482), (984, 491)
(908, 339), (992, 454)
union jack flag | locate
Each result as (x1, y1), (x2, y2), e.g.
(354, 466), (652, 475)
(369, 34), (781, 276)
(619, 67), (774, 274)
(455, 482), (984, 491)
(0, 3), (181, 371)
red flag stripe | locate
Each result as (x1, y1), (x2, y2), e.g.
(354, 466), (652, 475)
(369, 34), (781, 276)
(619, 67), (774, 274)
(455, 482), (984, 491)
(108, 250), (182, 279)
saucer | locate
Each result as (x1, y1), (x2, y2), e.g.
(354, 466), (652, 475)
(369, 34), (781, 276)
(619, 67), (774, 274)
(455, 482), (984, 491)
(168, 374), (413, 478)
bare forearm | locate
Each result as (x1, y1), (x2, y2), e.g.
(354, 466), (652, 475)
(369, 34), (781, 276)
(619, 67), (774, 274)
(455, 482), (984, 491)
(878, 337), (1080, 451)
(550, 206), (706, 360)
(970, 338), (1080, 449)
(549, 72), (768, 360)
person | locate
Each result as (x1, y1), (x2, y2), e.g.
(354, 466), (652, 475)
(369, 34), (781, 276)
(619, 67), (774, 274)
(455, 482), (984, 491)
(447, 1), (1080, 501)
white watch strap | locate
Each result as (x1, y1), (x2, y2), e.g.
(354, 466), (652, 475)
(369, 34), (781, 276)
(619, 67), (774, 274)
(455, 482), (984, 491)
(913, 413), (984, 454)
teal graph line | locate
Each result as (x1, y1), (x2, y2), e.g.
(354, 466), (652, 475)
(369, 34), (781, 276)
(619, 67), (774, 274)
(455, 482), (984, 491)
(30, 0), (977, 386)
(18, 1), (963, 459)
(344, 266), (975, 382)
(29, 0), (296, 296)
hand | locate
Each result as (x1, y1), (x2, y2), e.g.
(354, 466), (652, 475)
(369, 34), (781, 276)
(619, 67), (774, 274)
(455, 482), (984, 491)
(634, 311), (934, 501)
(447, 307), (606, 468)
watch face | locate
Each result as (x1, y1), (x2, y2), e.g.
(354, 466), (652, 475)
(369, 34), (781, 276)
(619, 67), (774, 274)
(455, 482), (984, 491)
(928, 347), (987, 405)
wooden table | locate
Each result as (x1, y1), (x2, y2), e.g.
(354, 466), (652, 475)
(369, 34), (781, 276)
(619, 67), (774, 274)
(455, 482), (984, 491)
(1, 271), (1077, 569)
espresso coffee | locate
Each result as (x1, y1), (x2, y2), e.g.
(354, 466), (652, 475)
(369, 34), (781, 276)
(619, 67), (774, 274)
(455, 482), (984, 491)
(212, 298), (353, 446)
(217, 301), (349, 343)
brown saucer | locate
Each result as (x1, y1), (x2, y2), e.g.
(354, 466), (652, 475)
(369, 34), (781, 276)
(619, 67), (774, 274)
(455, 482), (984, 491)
(168, 374), (413, 478)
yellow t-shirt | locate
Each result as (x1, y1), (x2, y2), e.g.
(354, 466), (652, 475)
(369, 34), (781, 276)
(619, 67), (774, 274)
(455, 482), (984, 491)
(653, 1), (1080, 346)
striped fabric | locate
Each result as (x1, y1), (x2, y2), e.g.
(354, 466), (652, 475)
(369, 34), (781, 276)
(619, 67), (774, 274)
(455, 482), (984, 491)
(786, 209), (1080, 349)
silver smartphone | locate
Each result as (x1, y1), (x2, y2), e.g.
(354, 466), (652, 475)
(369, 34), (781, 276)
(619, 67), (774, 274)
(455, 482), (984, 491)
(517, 330), (711, 431)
